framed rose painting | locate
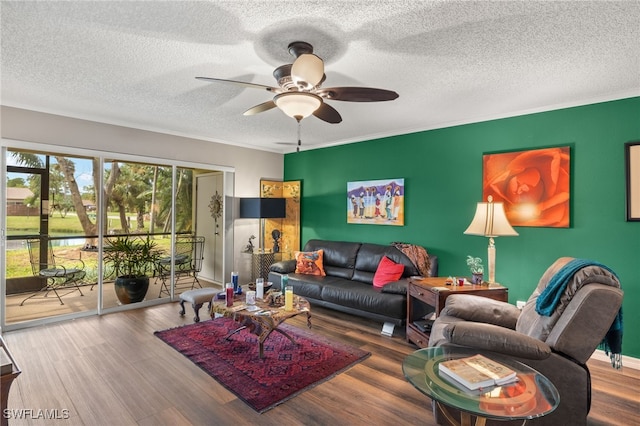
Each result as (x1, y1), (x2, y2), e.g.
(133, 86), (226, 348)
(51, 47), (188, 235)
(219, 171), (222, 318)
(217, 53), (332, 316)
(482, 146), (570, 228)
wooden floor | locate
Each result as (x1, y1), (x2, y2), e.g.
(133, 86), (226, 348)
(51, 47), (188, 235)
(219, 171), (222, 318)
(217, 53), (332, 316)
(4, 278), (216, 325)
(3, 303), (639, 426)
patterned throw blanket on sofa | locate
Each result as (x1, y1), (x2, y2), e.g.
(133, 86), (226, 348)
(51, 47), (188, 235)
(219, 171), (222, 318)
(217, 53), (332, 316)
(391, 242), (431, 277)
(535, 258), (623, 369)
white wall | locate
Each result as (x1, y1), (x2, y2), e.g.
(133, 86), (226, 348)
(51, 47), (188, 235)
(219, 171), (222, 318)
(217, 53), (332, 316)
(1, 106), (283, 284)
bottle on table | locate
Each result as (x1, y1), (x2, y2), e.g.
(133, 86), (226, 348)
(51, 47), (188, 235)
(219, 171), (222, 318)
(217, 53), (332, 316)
(231, 272), (239, 293)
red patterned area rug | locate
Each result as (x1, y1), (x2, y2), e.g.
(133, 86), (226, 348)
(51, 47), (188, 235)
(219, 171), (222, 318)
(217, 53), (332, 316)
(154, 318), (371, 413)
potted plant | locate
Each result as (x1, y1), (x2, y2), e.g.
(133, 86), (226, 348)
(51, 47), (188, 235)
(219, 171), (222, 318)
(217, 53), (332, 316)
(104, 235), (161, 304)
(466, 255), (485, 284)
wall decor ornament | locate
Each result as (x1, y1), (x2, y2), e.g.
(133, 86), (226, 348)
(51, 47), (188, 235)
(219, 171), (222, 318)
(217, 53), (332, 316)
(482, 146), (570, 228)
(347, 178), (404, 226)
(209, 191), (223, 221)
(625, 141), (640, 221)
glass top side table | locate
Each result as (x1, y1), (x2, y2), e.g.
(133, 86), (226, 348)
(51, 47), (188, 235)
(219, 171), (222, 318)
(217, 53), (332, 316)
(403, 347), (559, 425)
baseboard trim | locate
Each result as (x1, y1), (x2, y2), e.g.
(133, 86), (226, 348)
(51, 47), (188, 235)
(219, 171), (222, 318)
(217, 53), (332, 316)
(590, 349), (640, 370)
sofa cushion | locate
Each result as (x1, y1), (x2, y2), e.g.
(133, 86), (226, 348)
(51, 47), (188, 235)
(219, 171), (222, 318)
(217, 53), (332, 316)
(380, 281), (408, 295)
(320, 280), (406, 319)
(352, 244), (419, 284)
(294, 250), (326, 276)
(373, 256), (405, 288)
(282, 274), (346, 300)
(269, 259), (297, 274)
(304, 239), (361, 279)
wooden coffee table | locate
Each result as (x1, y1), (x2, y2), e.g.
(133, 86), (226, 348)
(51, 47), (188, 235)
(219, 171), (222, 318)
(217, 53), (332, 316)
(210, 293), (311, 358)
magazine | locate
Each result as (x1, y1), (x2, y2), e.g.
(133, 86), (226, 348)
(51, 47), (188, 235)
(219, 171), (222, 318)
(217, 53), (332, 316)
(438, 354), (517, 390)
(413, 319), (434, 333)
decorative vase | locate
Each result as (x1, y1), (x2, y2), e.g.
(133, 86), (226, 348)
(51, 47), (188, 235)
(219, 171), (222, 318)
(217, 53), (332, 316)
(114, 275), (149, 304)
(472, 273), (484, 285)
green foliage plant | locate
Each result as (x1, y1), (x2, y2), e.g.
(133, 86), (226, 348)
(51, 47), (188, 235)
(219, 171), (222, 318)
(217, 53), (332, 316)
(103, 235), (161, 278)
(466, 255), (484, 274)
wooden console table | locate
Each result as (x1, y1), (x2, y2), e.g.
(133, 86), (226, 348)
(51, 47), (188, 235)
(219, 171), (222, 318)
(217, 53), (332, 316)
(406, 277), (508, 348)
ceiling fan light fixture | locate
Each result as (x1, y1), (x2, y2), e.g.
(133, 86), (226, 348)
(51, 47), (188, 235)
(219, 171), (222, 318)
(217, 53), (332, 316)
(274, 92), (322, 120)
(291, 53), (324, 89)
(197, 41), (397, 126)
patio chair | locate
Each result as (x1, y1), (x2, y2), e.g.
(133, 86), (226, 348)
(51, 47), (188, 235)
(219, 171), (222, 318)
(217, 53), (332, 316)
(157, 235), (205, 297)
(22, 239), (87, 305)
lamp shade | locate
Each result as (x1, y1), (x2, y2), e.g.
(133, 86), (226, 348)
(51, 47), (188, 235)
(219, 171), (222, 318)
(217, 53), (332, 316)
(464, 196), (518, 237)
(291, 53), (324, 89)
(274, 92), (322, 120)
(239, 198), (286, 219)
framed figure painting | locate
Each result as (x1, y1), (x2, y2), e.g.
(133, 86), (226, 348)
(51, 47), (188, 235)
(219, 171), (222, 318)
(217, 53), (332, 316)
(483, 146), (570, 228)
(347, 178), (404, 226)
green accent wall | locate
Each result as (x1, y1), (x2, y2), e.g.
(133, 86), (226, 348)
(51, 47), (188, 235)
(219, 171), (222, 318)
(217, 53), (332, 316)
(284, 97), (640, 358)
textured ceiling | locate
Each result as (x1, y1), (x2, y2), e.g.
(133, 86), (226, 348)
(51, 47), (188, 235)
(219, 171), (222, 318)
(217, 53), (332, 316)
(2, 1), (639, 153)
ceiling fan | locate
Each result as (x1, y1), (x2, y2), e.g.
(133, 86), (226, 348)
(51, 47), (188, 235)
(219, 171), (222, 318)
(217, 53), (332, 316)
(196, 41), (399, 124)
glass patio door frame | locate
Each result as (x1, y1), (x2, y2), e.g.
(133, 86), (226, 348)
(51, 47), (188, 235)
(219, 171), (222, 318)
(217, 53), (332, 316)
(5, 160), (53, 301)
(1, 139), (234, 332)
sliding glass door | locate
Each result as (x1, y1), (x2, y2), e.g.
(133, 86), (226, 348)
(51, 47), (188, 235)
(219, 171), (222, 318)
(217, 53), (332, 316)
(5, 151), (97, 324)
(3, 145), (233, 329)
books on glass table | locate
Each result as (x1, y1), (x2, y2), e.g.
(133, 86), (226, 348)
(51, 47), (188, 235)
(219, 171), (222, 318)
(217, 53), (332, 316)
(438, 354), (517, 390)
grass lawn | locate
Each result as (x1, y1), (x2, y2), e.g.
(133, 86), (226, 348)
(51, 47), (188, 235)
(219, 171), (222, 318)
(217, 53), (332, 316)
(8, 245), (105, 280)
(6, 237), (173, 280)
(7, 213), (126, 235)
(6, 214), (178, 280)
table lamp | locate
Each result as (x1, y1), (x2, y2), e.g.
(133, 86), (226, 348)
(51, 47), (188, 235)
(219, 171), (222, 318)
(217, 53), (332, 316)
(464, 196), (518, 283)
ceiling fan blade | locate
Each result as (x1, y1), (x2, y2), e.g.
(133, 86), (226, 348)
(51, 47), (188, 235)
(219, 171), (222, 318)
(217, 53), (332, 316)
(313, 103), (342, 124)
(243, 100), (277, 116)
(316, 87), (399, 102)
(195, 77), (279, 93)
(291, 54), (325, 89)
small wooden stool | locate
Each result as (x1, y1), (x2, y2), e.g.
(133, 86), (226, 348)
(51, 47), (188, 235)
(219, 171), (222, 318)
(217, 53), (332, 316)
(179, 288), (218, 322)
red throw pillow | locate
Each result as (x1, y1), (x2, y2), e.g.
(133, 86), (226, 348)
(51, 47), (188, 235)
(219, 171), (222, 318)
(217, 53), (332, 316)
(294, 250), (326, 276)
(373, 256), (404, 288)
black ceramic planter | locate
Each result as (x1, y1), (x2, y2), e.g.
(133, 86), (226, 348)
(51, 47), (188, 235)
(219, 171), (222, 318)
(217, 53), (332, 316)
(114, 275), (149, 304)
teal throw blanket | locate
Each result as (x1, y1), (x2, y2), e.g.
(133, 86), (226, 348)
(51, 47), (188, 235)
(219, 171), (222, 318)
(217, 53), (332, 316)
(535, 258), (623, 369)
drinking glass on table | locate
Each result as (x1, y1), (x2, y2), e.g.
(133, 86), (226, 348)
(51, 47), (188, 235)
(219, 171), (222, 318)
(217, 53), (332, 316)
(285, 285), (294, 311)
(256, 277), (264, 299)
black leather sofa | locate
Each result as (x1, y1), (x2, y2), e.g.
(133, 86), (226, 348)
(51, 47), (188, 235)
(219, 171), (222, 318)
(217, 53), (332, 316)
(268, 239), (438, 333)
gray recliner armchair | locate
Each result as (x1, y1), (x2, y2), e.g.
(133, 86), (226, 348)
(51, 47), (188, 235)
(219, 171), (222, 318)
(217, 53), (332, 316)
(428, 257), (623, 426)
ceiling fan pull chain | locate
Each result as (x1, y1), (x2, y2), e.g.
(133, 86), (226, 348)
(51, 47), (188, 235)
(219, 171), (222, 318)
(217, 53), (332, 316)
(297, 120), (302, 152)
